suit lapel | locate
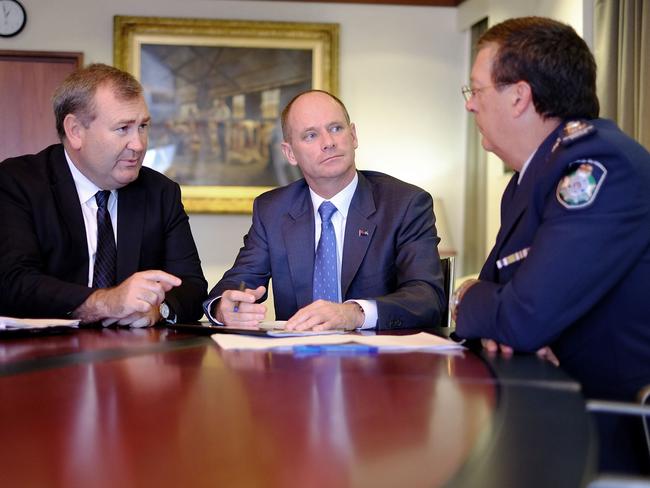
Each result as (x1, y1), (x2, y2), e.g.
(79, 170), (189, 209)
(48, 146), (89, 282)
(283, 188), (316, 307)
(116, 182), (145, 282)
(486, 127), (562, 277)
(492, 173), (525, 254)
(341, 173), (376, 298)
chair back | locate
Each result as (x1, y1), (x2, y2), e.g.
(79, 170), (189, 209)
(642, 385), (650, 459)
(439, 256), (456, 327)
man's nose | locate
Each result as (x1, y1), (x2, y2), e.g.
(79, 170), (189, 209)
(465, 97), (476, 113)
(322, 133), (336, 151)
(128, 131), (146, 152)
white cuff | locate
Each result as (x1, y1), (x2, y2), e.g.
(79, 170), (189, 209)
(346, 299), (377, 329)
(205, 296), (224, 325)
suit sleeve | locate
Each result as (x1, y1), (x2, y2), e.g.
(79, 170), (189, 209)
(0, 166), (94, 317)
(203, 197), (272, 322)
(157, 182), (207, 323)
(375, 191), (445, 329)
(455, 152), (650, 351)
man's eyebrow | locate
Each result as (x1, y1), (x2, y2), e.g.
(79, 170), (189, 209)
(114, 115), (151, 125)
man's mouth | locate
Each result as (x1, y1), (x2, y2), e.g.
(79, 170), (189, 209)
(321, 154), (342, 164)
(118, 155), (141, 166)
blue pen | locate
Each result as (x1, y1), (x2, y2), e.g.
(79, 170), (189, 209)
(293, 344), (378, 356)
(233, 281), (246, 313)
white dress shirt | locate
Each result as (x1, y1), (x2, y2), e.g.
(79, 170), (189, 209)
(310, 173), (378, 329)
(65, 150), (118, 287)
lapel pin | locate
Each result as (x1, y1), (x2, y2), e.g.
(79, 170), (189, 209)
(358, 229), (368, 237)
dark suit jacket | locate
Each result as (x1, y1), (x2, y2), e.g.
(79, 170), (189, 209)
(455, 119), (650, 402)
(0, 144), (207, 322)
(205, 170), (445, 329)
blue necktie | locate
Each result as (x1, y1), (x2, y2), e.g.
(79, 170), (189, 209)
(313, 201), (339, 302)
(93, 190), (117, 288)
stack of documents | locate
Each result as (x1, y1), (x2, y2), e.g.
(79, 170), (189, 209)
(0, 316), (80, 331)
(212, 331), (464, 353)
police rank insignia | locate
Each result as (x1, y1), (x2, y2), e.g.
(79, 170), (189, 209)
(551, 120), (596, 153)
(556, 159), (607, 209)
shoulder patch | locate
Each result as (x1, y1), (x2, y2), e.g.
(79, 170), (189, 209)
(551, 120), (596, 153)
(556, 159), (607, 209)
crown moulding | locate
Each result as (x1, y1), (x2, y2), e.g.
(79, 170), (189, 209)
(241, 0), (463, 7)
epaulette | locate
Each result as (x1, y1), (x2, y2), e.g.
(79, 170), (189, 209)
(551, 120), (596, 153)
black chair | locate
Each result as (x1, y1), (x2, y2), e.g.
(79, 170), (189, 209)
(586, 385), (650, 487)
(439, 256), (456, 327)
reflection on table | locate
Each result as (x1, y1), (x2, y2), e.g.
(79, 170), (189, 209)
(0, 328), (594, 488)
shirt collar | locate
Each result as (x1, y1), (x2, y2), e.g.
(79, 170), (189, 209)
(309, 172), (358, 219)
(517, 150), (536, 185)
(64, 149), (108, 205)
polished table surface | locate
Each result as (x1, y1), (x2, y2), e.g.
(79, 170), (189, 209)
(0, 327), (595, 487)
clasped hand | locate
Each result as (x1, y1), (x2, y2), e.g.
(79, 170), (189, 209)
(74, 270), (181, 328)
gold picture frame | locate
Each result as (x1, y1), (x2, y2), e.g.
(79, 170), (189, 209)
(114, 15), (339, 213)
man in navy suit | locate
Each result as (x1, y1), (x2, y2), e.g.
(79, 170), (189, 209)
(453, 17), (650, 474)
(204, 90), (445, 331)
(0, 64), (207, 327)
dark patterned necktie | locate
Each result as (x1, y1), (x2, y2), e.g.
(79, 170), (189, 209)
(313, 201), (339, 302)
(92, 190), (116, 288)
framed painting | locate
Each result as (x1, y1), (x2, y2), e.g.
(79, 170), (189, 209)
(114, 15), (339, 213)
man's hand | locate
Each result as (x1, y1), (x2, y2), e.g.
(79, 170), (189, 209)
(451, 278), (480, 323)
(101, 308), (161, 328)
(73, 270), (181, 326)
(216, 285), (266, 328)
(481, 339), (560, 367)
(285, 301), (364, 331)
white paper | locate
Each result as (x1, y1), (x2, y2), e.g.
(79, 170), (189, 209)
(259, 320), (288, 330)
(258, 320), (348, 337)
(0, 316), (80, 330)
(212, 331), (464, 352)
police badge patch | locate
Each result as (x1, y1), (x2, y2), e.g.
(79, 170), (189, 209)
(556, 159), (607, 209)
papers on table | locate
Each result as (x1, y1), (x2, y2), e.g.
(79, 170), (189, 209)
(212, 331), (464, 353)
(259, 320), (288, 330)
(254, 320), (348, 337)
(0, 316), (80, 330)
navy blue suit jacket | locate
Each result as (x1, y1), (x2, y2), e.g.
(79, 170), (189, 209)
(206, 171), (445, 329)
(0, 144), (207, 322)
(456, 119), (650, 402)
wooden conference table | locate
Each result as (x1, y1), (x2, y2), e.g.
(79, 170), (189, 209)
(0, 326), (595, 487)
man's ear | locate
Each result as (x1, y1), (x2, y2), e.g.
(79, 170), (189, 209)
(512, 81), (533, 118)
(350, 122), (358, 149)
(281, 141), (298, 167)
(63, 114), (84, 150)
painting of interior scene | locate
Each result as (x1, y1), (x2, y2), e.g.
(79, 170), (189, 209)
(140, 44), (311, 186)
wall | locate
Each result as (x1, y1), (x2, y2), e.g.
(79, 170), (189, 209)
(2, 0), (467, 290)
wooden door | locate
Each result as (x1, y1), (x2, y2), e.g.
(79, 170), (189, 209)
(0, 50), (82, 161)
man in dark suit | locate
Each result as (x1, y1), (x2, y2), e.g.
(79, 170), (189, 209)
(204, 90), (444, 331)
(453, 17), (650, 474)
(0, 63), (207, 327)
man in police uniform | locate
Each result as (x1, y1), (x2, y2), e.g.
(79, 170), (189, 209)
(453, 17), (650, 474)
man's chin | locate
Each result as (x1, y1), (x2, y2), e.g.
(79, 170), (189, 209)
(480, 136), (494, 153)
(113, 168), (141, 187)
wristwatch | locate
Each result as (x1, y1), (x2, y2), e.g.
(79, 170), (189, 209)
(159, 301), (177, 324)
